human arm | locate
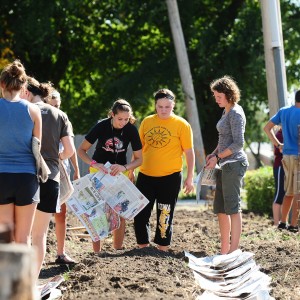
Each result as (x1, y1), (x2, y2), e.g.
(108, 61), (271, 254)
(29, 104), (42, 141)
(59, 135), (75, 160)
(264, 121), (283, 150)
(206, 146), (219, 163)
(69, 150), (80, 180)
(110, 148), (143, 177)
(77, 139), (108, 173)
(206, 148), (234, 169)
(183, 148), (195, 194)
(110, 150), (142, 176)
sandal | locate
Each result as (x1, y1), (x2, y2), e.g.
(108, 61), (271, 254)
(55, 254), (77, 264)
(277, 222), (288, 230)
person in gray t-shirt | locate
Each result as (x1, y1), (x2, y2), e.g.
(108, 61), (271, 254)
(206, 75), (248, 255)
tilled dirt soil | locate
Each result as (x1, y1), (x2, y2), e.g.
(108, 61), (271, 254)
(40, 205), (300, 300)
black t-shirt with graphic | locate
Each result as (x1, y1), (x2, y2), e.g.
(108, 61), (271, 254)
(85, 118), (142, 165)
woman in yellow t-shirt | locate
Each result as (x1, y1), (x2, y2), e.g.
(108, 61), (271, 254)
(134, 88), (195, 251)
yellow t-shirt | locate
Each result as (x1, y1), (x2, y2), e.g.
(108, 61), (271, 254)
(139, 114), (193, 177)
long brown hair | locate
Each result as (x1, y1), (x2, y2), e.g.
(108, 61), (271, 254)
(0, 59), (27, 92)
(26, 76), (53, 102)
(108, 99), (136, 124)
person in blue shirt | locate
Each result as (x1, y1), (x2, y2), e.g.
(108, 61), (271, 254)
(0, 60), (42, 245)
(264, 90), (300, 233)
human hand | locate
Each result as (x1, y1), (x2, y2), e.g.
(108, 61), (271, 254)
(205, 156), (218, 169)
(183, 177), (194, 194)
(110, 164), (126, 176)
(128, 170), (135, 182)
(73, 170), (80, 180)
(92, 163), (109, 174)
(206, 153), (215, 163)
(277, 143), (283, 153)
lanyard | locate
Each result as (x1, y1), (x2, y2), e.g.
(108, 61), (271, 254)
(111, 119), (123, 163)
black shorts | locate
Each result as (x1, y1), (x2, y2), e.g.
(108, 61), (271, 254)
(0, 173), (40, 206)
(37, 179), (60, 213)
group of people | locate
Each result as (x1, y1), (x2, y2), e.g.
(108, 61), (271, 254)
(4, 56), (298, 277)
(264, 90), (300, 233)
(78, 89), (195, 253)
(79, 76), (249, 256)
(0, 60), (78, 284)
(0, 60), (199, 277)
(1, 59), (252, 284)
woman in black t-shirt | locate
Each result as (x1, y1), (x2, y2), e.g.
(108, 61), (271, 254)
(78, 99), (142, 253)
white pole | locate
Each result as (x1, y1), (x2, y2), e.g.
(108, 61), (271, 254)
(260, 0), (287, 117)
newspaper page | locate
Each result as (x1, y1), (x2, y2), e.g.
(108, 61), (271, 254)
(78, 202), (120, 242)
(90, 170), (149, 220)
(67, 162), (149, 241)
(40, 275), (64, 298)
(59, 160), (74, 205)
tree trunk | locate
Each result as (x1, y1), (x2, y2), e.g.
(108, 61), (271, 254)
(166, 0), (206, 173)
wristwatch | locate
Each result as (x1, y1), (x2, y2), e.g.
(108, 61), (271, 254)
(214, 153), (221, 162)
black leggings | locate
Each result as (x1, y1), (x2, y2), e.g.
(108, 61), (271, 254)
(134, 171), (182, 246)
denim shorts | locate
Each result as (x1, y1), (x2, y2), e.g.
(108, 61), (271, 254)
(214, 161), (247, 215)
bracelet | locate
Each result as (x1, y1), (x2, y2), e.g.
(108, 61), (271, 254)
(124, 165), (127, 171)
(90, 160), (97, 166)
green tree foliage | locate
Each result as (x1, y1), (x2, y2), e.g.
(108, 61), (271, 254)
(1, 0), (300, 158)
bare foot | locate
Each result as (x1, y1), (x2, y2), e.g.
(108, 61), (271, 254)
(157, 245), (168, 251)
(138, 243), (149, 248)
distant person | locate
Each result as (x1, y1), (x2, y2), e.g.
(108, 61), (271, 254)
(78, 99), (142, 253)
(0, 60), (41, 245)
(134, 88), (195, 252)
(22, 77), (75, 280)
(48, 90), (80, 264)
(264, 90), (300, 233)
(206, 76), (248, 255)
(272, 127), (285, 226)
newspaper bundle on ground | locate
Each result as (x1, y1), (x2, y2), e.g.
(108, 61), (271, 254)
(67, 162), (149, 242)
(185, 250), (275, 300)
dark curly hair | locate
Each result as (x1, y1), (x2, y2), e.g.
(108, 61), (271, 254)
(210, 75), (241, 103)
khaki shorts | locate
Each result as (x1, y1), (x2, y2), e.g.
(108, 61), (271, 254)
(214, 161), (247, 215)
(282, 155), (300, 196)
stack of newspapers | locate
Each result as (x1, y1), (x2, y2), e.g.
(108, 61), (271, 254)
(185, 250), (274, 300)
(67, 162), (149, 242)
